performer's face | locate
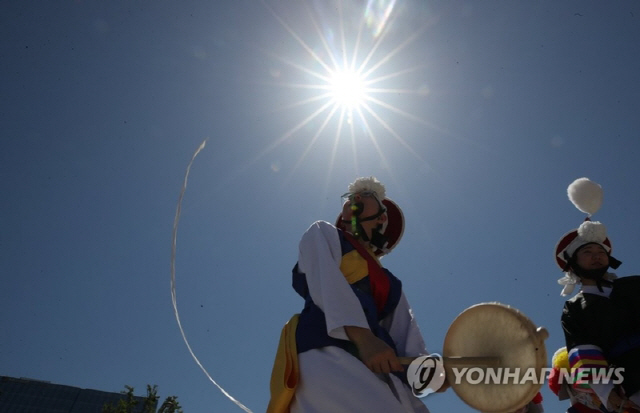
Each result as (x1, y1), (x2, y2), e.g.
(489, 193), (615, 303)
(341, 193), (387, 238)
(574, 243), (609, 270)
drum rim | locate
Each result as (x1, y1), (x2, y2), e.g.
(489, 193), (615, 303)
(443, 302), (547, 413)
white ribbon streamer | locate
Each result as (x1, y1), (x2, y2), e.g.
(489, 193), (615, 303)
(171, 139), (253, 412)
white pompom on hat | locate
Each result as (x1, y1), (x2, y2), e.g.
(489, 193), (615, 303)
(346, 176), (387, 201)
(554, 177), (616, 295)
(567, 177), (603, 216)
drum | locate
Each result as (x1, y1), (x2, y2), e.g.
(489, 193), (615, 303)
(443, 302), (548, 413)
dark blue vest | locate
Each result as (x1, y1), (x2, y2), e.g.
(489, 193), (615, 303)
(292, 229), (403, 358)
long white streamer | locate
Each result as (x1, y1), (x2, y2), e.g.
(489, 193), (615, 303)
(171, 140), (253, 413)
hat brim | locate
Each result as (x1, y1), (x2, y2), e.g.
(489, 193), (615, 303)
(554, 229), (612, 270)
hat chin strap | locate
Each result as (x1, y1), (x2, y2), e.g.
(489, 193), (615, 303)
(572, 265), (612, 292)
(369, 225), (388, 250)
(340, 220), (388, 249)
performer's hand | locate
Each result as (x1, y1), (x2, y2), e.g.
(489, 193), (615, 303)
(607, 387), (638, 411)
(607, 389), (624, 411)
(345, 326), (403, 374)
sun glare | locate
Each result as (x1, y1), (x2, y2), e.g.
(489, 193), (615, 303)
(253, 0), (441, 184)
(329, 69), (367, 109)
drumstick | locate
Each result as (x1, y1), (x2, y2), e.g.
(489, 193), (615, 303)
(398, 356), (501, 367)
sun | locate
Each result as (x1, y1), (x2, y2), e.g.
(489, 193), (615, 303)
(250, 0), (440, 182)
(328, 69), (367, 110)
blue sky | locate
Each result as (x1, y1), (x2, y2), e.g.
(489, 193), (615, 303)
(2, 1), (639, 412)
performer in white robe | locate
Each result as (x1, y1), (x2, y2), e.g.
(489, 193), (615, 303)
(268, 176), (435, 413)
(291, 220), (430, 413)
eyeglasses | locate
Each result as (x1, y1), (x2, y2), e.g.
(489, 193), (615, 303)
(341, 191), (379, 202)
(341, 191), (387, 215)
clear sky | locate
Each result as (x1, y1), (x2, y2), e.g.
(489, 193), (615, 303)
(2, 1), (640, 412)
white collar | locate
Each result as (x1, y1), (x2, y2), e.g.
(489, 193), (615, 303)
(581, 284), (612, 298)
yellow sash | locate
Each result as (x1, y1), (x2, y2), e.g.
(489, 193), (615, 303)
(266, 248), (372, 411)
(266, 314), (300, 413)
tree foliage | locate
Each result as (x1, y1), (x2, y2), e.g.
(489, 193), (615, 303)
(102, 384), (183, 413)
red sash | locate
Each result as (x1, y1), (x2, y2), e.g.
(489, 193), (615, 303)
(342, 231), (390, 314)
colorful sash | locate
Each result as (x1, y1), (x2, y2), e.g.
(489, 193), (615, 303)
(341, 231), (390, 314)
(268, 230), (395, 411)
(267, 314), (300, 413)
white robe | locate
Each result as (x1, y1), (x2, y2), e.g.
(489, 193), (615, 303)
(290, 221), (430, 413)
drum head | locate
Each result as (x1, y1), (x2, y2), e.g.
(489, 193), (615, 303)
(443, 303), (547, 413)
